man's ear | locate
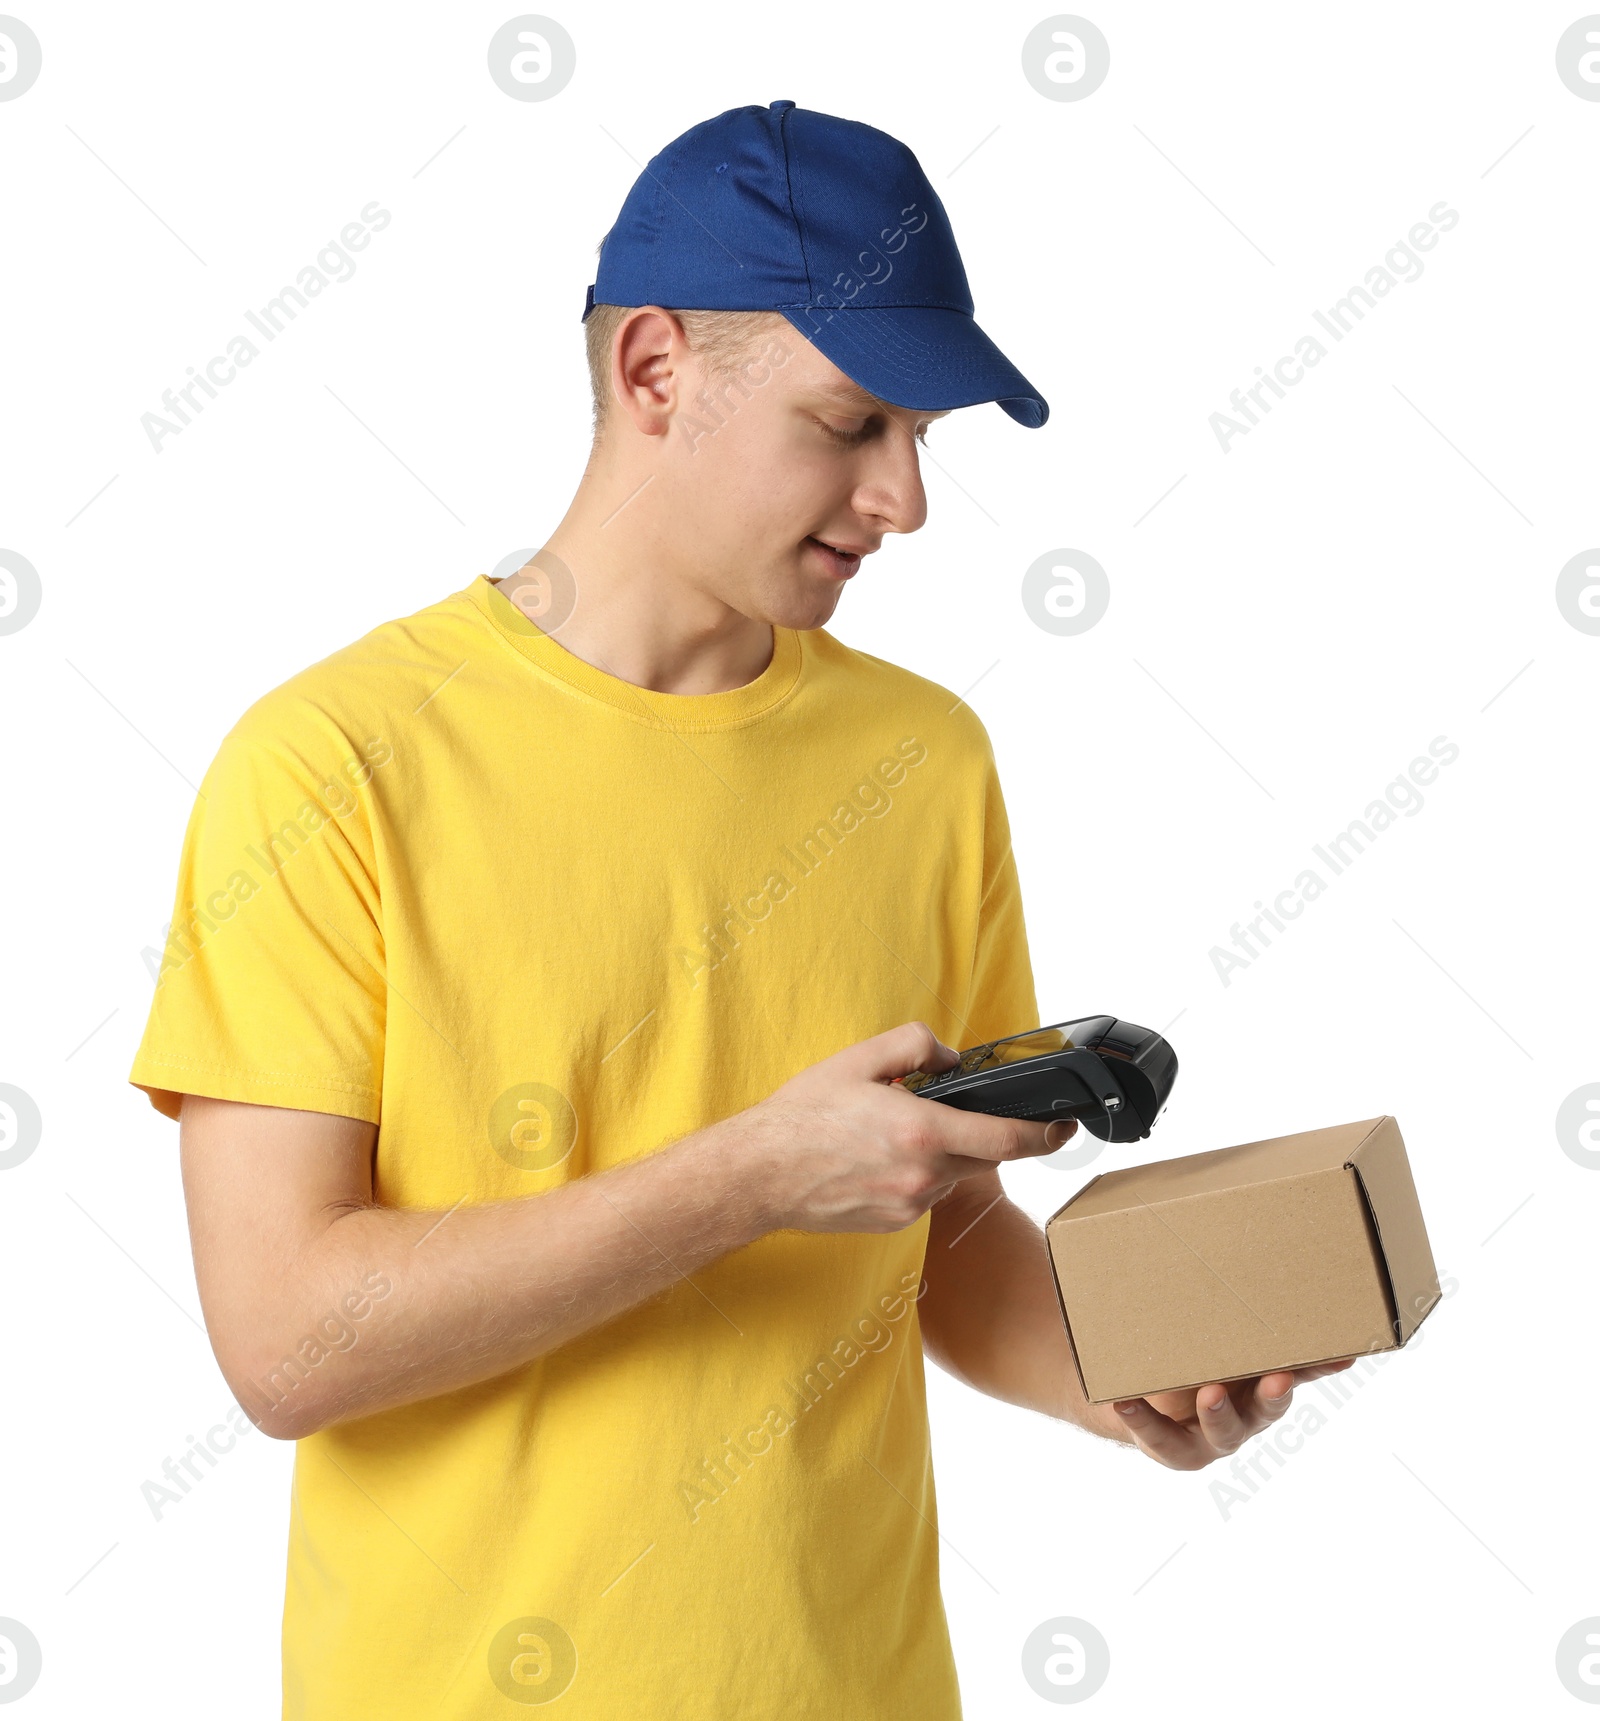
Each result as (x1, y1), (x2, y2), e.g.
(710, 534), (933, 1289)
(609, 307), (686, 438)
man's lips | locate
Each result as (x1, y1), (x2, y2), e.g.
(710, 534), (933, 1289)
(804, 535), (867, 578)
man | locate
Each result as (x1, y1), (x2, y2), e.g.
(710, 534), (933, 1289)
(133, 101), (1349, 1718)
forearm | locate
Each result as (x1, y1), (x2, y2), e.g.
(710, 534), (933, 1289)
(185, 1022), (1080, 1440)
(920, 1176), (1131, 1445)
(226, 1115), (767, 1437)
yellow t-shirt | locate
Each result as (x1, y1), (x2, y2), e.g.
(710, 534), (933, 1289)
(132, 575), (1039, 1720)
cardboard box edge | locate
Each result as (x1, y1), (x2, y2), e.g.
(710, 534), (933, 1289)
(1343, 1114), (1441, 1343)
(1044, 1170), (1106, 1227)
(1043, 1225), (1095, 1406)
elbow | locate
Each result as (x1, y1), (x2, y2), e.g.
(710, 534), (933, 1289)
(213, 1338), (338, 1442)
(247, 1394), (328, 1443)
(206, 1273), (385, 1441)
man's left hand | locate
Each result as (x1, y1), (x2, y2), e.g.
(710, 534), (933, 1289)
(1108, 1361), (1358, 1471)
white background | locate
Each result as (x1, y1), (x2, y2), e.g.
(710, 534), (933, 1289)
(2, 1), (1598, 1714)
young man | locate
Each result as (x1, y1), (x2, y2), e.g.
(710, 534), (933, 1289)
(133, 102), (1348, 1718)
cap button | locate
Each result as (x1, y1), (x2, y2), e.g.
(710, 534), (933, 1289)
(769, 99), (795, 112)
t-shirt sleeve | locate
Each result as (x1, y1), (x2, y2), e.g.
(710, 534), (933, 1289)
(129, 702), (389, 1124)
(962, 746), (1040, 1045)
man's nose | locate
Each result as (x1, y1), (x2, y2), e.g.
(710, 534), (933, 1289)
(856, 430), (929, 536)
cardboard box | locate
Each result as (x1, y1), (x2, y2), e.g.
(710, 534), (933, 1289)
(1045, 1116), (1440, 1403)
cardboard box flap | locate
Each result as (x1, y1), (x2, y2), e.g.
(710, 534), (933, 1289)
(1345, 1115), (1440, 1340)
(1053, 1117), (1390, 1222)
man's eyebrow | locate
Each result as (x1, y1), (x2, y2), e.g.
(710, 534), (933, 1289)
(805, 381), (950, 423)
(806, 380), (887, 410)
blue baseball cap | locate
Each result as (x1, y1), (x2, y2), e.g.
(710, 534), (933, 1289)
(583, 100), (1048, 429)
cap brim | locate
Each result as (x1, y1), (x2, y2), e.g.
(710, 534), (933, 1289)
(779, 304), (1048, 428)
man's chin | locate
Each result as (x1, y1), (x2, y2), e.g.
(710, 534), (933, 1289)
(735, 581), (842, 633)
(781, 587), (846, 630)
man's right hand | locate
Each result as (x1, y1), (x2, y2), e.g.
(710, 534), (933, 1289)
(736, 1021), (1074, 1235)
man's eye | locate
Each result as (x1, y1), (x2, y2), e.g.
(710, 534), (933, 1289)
(814, 415), (931, 448)
(817, 417), (872, 446)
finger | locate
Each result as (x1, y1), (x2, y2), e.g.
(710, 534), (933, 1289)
(1234, 1373), (1296, 1436)
(1110, 1398), (1207, 1470)
(925, 1146), (1033, 1189)
(1288, 1357), (1357, 1386)
(1195, 1381), (1253, 1453)
(1273, 1365), (1341, 1399)
(1045, 1119), (1079, 1149)
(926, 1130), (1054, 1181)
(939, 1109), (1071, 1168)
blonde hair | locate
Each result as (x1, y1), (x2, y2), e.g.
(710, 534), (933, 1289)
(583, 302), (789, 436)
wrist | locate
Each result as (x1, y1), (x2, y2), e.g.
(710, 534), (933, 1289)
(675, 1107), (785, 1250)
(1087, 1399), (1135, 1443)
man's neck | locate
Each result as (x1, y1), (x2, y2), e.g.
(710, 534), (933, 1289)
(497, 446), (775, 698)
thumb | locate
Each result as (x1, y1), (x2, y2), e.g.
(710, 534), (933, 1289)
(843, 1021), (959, 1083)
